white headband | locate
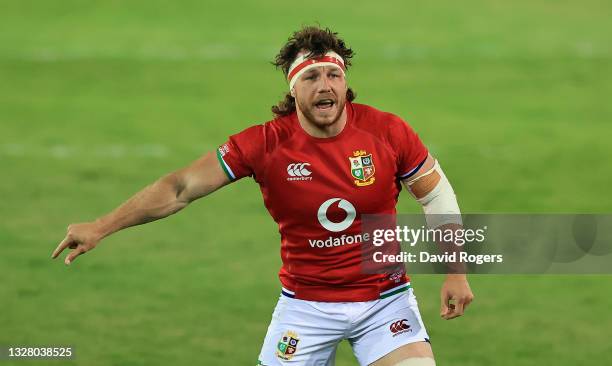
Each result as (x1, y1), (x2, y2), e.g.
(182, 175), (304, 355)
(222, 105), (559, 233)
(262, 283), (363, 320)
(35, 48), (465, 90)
(287, 51), (346, 91)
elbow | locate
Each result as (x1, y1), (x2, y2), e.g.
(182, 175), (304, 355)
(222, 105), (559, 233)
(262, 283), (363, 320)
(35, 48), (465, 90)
(155, 173), (190, 211)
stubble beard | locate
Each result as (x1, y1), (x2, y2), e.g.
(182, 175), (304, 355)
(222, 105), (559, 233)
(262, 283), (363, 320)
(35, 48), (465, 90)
(297, 96), (346, 129)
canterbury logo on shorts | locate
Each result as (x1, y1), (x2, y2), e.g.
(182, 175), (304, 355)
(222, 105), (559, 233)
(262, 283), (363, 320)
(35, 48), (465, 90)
(389, 319), (412, 336)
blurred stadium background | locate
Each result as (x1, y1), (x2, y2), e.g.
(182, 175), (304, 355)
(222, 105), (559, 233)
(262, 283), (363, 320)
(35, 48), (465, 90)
(1, 0), (611, 365)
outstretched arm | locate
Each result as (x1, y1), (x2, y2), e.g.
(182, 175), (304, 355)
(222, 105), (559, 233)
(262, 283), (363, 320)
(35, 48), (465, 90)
(51, 151), (229, 265)
(402, 153), (474, 320)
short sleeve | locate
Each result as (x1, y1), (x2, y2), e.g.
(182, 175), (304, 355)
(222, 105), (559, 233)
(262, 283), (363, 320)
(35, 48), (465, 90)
(387, 115), (429, 180)
(216, 125), (264, 181)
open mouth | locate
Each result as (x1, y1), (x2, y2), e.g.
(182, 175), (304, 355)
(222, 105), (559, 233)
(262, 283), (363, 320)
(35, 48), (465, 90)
(314, 99), (335, 111)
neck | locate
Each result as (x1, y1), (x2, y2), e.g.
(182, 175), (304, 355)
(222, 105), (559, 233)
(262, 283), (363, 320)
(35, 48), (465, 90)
(296, 106), (348, 138)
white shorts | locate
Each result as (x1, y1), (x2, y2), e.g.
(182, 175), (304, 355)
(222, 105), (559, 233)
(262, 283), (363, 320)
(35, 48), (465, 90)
(257, 288), (430, 366)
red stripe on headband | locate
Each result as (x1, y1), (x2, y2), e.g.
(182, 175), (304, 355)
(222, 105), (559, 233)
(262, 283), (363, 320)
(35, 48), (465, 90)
(287, 56), (345, 81)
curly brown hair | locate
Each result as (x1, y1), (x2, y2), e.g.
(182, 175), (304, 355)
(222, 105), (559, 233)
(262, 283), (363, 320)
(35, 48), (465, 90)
(271, 26), (356, 117)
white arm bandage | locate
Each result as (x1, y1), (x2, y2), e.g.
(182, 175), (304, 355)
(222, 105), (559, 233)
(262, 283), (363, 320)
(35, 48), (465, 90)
(406, 160), (462, 229)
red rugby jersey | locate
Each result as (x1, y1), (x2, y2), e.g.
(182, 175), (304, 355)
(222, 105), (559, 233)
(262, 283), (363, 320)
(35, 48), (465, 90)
(217, 102), (428, 302)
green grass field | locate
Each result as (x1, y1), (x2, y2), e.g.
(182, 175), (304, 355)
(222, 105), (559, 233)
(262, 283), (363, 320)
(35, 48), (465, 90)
(1, 1), (611, 365)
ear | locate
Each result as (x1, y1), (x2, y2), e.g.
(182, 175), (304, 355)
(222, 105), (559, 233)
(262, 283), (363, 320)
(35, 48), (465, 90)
(290, 88), (296, 98)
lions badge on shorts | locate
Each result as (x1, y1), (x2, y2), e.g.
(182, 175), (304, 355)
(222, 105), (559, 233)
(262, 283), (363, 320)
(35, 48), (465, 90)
(276, 331), (300, 360)
(349, 150), (376, 187)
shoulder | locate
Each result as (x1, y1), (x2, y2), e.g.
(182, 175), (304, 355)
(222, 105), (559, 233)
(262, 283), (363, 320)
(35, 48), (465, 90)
(261, 114), (300, 152)
(350, 102), (415, 138)
(229, 113), (299, 154)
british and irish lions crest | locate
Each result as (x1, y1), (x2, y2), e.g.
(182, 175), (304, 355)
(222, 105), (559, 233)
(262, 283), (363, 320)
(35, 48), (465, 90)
(349, 150), (375, 186)
(276, 331), (300, 361)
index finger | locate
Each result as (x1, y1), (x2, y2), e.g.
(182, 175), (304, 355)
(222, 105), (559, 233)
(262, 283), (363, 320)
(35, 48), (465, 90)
(52, 235), (73, 259)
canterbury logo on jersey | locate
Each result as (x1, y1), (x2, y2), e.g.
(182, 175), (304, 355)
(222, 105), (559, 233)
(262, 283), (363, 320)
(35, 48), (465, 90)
(287, 163), (312, 181)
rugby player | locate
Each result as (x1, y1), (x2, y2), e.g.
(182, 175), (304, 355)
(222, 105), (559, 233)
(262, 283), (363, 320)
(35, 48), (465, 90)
(52, 26), (474, 366)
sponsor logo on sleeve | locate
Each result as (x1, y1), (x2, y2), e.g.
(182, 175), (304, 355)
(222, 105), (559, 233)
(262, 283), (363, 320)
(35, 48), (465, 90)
(218, 143), (230, 157)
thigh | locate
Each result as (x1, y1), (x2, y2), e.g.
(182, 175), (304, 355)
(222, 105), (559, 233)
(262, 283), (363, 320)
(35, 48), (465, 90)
(258, 295), (346, 366)
(368, 342), (433, 366)
(349, 289), (432, 366)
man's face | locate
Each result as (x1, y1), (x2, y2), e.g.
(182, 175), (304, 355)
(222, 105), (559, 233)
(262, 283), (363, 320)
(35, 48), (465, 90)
(293, 65), (347, 128)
